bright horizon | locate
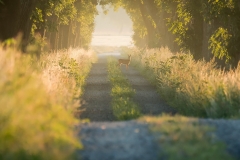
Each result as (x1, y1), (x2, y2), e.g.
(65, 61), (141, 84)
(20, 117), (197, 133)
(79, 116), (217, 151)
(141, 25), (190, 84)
(93, 5), (133, 36)
(92, 6), (133, 46)
(91, 35), (133, 46)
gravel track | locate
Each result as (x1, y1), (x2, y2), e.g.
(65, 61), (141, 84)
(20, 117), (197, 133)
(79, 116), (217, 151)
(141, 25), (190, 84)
(78, 121), (159, 160)
(79, 53), (240, 160)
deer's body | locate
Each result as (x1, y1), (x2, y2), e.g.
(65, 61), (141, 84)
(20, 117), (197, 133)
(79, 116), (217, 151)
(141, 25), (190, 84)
(118, 55), (131, 69)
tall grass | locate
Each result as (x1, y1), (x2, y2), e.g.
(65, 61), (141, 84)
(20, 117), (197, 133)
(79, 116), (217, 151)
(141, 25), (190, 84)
(123, 47), (240, 118)
(41, 48), (96, 112)
(107, 57), (141, 120)
(0, 43), (96, 159)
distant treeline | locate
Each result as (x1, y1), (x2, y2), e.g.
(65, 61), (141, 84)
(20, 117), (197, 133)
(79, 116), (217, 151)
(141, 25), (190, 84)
(0, 0), (98, 50)
(0, 0), (240, 66)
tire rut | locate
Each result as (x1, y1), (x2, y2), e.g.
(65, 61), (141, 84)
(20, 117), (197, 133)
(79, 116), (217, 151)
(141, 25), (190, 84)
(80, 57), (115, 121)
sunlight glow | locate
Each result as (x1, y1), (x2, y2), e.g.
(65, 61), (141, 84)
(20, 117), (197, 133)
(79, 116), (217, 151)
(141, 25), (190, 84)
(92, 5), (133, 46)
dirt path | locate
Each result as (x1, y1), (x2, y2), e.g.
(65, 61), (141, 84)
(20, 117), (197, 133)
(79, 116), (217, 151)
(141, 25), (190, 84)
(78, 53), (240, 160)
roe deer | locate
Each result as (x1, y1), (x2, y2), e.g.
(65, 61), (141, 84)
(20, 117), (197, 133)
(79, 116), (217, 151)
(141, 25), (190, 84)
(118, 55), (131, 69)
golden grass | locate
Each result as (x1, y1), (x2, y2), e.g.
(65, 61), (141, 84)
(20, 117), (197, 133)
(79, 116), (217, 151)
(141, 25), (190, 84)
(123, 47), (240, 118)
(41, 48), (96, 111)
(0, 44), (95, 159)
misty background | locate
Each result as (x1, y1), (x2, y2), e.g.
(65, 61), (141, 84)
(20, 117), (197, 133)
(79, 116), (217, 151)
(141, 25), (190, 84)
(93, 6), (133, 36)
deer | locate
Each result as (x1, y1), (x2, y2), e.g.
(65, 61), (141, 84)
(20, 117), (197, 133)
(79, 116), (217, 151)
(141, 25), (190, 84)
(118, 54), (131, 69)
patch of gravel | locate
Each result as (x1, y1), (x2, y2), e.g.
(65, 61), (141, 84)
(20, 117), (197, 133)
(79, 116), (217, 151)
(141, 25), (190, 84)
(78, 121), (159, 160)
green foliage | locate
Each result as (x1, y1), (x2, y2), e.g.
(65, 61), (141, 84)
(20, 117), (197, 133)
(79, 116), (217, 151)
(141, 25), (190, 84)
(128, 47), (240, 118)
(54, 0), (77, 24)
(209, 27), (231, 62)
(32, 0), (76, 26)
(107, 57), (141, 120)
(142, 115), (234, 160)
(59, 57), (86, 90)
(75, 0), (98, 49)
(201, 0), (240, 64)
(3, 0), (240, 64)
(31, 0), (98, 50)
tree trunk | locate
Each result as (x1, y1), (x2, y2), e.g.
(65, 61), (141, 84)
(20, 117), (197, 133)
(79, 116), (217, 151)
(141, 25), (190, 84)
(201, 21), (211, 61)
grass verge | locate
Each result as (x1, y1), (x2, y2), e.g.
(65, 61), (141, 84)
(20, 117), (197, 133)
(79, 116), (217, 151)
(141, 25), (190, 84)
(0, 42), (96, 159)
(122, 47), (240, 118)
(107, 57), (141, 120)
(141, 115), (234, 160)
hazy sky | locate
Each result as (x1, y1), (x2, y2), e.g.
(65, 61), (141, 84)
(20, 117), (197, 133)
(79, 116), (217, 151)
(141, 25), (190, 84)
(93, 6), (133, 36)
